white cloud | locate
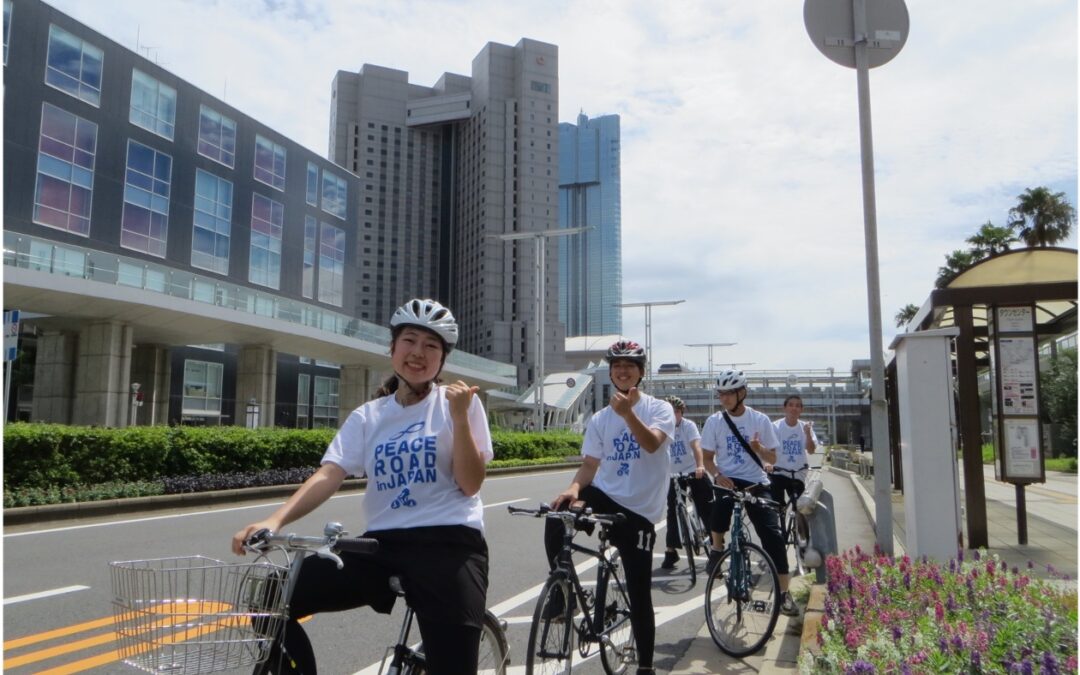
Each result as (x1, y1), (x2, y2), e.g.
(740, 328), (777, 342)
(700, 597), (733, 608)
(46, 0), (1077, 372)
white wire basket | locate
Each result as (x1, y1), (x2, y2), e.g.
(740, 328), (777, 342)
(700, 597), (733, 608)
(110, 555), (289, 674)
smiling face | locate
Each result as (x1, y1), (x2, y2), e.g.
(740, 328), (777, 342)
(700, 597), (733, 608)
(609, 358), (644, 392)
(783, 396), (804, 424)
(718, 388), (746, 414)
(390, 326), (446, 388)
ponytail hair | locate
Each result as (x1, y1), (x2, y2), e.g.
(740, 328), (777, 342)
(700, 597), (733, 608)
(373, 373), (445, 400)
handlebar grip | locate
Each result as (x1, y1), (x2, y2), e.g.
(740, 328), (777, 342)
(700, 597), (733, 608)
(245, 528), (272, 548)
(334, 537), (380, 555)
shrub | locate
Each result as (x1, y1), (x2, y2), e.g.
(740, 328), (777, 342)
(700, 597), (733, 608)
(3, 480), (165, 508)
(491, 429), (582, 461)
(804, 547), (1078, 674)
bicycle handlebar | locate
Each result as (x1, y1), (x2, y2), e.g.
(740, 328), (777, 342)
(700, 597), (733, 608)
(243, 522), (379, 570)
(769, 466), (807, 479)
(507, 503), (626, 528)
(710, 485), (781, 510)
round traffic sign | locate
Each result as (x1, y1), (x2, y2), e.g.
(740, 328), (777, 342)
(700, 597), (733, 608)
(804, 0), (909, 69)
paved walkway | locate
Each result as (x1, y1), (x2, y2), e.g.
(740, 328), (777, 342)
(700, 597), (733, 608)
(666, 462), (1078, 673)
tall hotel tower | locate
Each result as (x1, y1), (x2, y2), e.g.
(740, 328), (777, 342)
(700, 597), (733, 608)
(558, 112), (622, 337)
(330, 39), (565, 384)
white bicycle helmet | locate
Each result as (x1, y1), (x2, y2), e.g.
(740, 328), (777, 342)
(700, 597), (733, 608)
(390, 298), (459, 347)
(716, 369), (748, 392)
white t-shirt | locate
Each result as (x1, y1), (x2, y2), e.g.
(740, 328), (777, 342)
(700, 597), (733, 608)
(582, 393), (675, 522)
(668, 418), (702, 475)
(701, 405), (778, 485)
(772, 418), (818, 476)
(321, 386), (494, 533)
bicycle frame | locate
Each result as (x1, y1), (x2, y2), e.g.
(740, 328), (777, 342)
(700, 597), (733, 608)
(547, 513), (624, 649)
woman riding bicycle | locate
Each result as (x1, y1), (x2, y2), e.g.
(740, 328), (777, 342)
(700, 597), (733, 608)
(700, 369), (799, 617)
(544, 339), (674, 675)
(231, 298), (493, 675)
(659, 395), (712, 571)
(767, 394), (818, 510)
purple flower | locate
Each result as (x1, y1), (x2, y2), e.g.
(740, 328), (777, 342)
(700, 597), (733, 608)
(903, 572), (911, 590)
(939, 637), (949, 653)
(1027, 560), (1035, 570)
(845, 660), (875, 674)
(1021, 658), (1034, 675)
(957, 549), (965, 562)
(951, 634), (964, 652)
(972, 549), (981, 561)
(1042, 651), (1060, 675)
(971, 650), (982, 670)
(949, 558), (957, 573)
(946, 594), (957, 612)
(901, 665), (912, 675)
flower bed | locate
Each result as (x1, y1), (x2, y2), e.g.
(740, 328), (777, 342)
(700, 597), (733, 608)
(803, 546), (1078, 674)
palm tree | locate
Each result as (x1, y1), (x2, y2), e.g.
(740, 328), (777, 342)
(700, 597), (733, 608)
(965, 221), (1017, 258)
(894, 303), (919, 328)
(1007, 187), (1076, 247)
(935, 249), (980, 289)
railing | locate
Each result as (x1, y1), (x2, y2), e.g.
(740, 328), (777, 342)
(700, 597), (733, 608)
(4, 232), (516, 379)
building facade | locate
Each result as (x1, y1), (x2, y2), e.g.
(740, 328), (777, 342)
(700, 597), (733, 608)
(558, 112), (622, 337)
(3, 0), (514, 427)
(329, 39), (567, 385)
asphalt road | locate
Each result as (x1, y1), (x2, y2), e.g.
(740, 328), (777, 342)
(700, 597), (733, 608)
(4, 468), (711, 674)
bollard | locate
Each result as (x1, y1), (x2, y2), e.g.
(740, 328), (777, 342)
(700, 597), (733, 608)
(801, 489), (838, 583)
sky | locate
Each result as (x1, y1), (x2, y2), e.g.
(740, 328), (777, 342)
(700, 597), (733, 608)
(46, 0), (1078, 374)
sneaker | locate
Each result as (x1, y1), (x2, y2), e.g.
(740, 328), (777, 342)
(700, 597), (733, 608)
(706, 549), (722, 576)
(780, 591), (800, 617)
(660, 550), (679, 570)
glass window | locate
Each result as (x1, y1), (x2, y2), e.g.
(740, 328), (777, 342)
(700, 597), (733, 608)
(253, 134), (286, 191)
(296, 373), (310, 428)
(121, 139), (171, 257)
(130, 69), (176, 140)
(306, 162), (318, 206)
(302, 215), (316, 299)
(191, 169), (232, 274)
(197, 105), (236, 167)
(317, 222), (345, 307)
(182, 360), (223, 414)
(4, 0), (12, 65)
(313, 375), (339, 428)
(321, 169), (347, 219)
(45, 24), (103, 106)
(33, 103), (97, 236)
(249, 193), (282, 289)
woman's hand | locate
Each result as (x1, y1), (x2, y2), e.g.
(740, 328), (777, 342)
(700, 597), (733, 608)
(231, 519), (279, 556)
(445, 380), (479, 420)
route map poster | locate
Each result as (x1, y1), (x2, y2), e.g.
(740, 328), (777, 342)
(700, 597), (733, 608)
(998, 337), (1038, 416)
(1003, 418), (1041, 479)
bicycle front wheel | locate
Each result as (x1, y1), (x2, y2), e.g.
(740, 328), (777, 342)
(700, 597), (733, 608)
(786, 508), (807, 577)
(478, 610), (509, 675)
(598, 551), (636, 675)
(526, 577), (574, 675)
(704, 542), (781, 657)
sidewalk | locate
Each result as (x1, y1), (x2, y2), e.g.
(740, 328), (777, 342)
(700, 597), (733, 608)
(665, 461), (1078, 674)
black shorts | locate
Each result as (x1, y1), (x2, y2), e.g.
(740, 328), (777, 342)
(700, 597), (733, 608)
(289, 524), (489, 628)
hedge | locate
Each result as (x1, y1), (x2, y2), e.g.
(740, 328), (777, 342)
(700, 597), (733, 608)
(3, 423), (582, 492)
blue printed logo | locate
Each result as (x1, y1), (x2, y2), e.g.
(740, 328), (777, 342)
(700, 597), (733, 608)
(617, 462), (630, 476)
(670, 439), (688, 465)
(783, 438), (802, 459)
(373, 421), (438, 494)
(390, 487), (417, 509)
(606, 429), (642, 463)
(724, 436), (747, 466)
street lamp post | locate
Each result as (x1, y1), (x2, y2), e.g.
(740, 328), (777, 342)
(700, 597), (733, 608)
(618, 300), (685, 386)
(685, 342), (737, 380)
(494, 227), (589, 432)
(828, 366), (838, 446)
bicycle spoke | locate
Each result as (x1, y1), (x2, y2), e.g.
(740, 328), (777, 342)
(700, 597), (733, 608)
(598, 553), (635, 675)
(704, 543), (781, 657)
(527, 579), (573, 675)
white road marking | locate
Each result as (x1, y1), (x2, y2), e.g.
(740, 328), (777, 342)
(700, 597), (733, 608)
(4, 585), (90, 605)
(485, 498), (528, 508)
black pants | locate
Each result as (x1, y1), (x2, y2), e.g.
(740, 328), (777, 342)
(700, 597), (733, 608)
(709, 478), (789, 576)
(768, 473), (805, 512)
(543, 485), (658, 669)
(665, 474), (713, 549)
(263, 525), (488, 675)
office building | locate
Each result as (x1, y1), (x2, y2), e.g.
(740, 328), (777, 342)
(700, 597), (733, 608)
(558, 112), (622, 337)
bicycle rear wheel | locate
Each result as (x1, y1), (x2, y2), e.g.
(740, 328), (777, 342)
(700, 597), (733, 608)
(526, 577), (574, 675)
(478, 610), (509, 675)
(597, 550), (636, 675)
(785, 507), (807, 576)
(704, 542), (781, 657)
(677, 504), (697, 586)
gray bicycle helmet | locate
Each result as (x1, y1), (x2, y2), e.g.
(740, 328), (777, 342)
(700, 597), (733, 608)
(716, 369), (748, 392)
(665, 395), (686, 411)
(605, 339), (647, 366)
(390, 298), (459, 347)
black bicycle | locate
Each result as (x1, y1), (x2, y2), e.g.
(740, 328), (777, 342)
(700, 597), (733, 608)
(669, 473), (710, 586)
(704, 487), (782, 657)
(771, 466), (812, 577)
(509, 504), (636, 675)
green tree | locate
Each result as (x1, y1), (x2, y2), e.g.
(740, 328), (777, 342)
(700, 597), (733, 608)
(965, 221), (1017, 257)
(935, 249), (979, 288)
(894, 303), (919, 328)
(1042, 347), (1077, 457)
(1007, 186), (1076, 247)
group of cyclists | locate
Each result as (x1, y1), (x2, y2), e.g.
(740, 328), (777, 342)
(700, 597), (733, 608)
(231, 298), (817, 675)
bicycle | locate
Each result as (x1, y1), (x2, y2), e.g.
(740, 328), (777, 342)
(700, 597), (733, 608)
(508, 503), (636, 675)
(770, 466), (812, 577)
(110, 522), (509, 675)
(704, 487), (782, 657)
(669, 473), (710, 586)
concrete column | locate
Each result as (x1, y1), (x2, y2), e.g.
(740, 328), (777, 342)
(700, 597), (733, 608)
(73, 321), (134, 427)
(339, 364), (371, 419)
(236, 345), (276, 427)
(131, 344), (171, 426)
(31, 331), (77, 423)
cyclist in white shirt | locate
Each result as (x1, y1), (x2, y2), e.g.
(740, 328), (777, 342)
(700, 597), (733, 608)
(232, 299), (493, 675)
(545, 339), (674, 675)
(768, 394), (818, 511)
(700, 369), (799, 617)
(659, 396), (712, 570)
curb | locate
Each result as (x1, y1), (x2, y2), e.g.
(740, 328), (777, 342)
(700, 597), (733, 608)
(3, 461), (582, 526)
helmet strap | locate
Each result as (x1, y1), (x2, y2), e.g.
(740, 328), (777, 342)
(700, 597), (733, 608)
(394, 373), (434, 405)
